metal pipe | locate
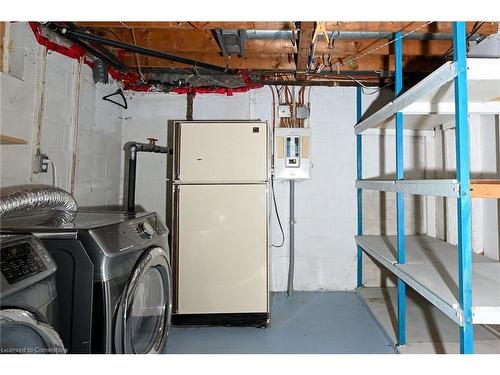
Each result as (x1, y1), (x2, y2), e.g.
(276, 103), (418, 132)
(0, 185), (77, 218)
(52, 29), (128, 72)
(125, 141), (170, 214)
(288, 180), (295, 297)
(54, 26), (231, 74)
(245, 30), (485, 42)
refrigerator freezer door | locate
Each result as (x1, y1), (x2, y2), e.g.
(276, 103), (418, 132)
(177, 122), (268, 182)
(177, 184), (268, 314)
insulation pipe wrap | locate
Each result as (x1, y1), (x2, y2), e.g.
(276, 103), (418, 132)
(0, 185), (78, 218)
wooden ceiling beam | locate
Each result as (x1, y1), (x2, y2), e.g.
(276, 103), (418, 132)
(295, 22), (315, 80)
(76, 21), (296, 30)
(122, 53), (297, 70)
(314, 39), (453, 55)
(323, 21), (498, 34)
(122, 53), (444, 73)
(76, 21), (498, 35)
(95, 28), (453, 56)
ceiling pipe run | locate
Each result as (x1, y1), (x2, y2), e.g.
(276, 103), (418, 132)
(245, 30), (486, 42)
(45, 24), (232, 74)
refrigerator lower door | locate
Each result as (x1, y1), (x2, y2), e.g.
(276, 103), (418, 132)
(177, 184), (268, 314)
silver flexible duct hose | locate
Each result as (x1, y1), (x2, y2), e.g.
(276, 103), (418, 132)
(0, 185), (78, 218)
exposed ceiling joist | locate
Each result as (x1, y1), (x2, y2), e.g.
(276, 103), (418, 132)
(122, 53), (445, 73)
(76, 21), (498, 35)
(95, 28), (455, 57)
(121, 53), (296, 70)
(296, 22), (315, 80)
(76, 21), (296, 30)
(40, 21), (499, 90)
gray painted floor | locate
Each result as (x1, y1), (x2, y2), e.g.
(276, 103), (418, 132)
(358, 287), (500, 354)
(164, 292), (396, 354)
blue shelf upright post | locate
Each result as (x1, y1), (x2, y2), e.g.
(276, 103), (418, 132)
(453, 21), (473, 354)
(356, 86), (363, 288)
(395, 32), (406, 346)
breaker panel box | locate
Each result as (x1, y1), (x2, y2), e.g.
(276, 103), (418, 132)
(273, 127), (311, 180)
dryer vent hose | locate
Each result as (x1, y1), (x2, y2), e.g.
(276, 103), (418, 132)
(0, 185), (78, 218)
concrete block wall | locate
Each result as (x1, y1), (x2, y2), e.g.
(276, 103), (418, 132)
(429, 114), (500, 260)
(479, 114), (500, 260)
(120, 92), (187, 220)
(122, 87), (428, 291)
(0, 22), (123, 208)
(74, 67), (124, 208)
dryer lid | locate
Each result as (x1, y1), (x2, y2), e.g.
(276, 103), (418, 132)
(1, 210), (152, 231)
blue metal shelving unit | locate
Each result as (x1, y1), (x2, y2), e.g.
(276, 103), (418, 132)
(355, 21), (474, 353)
(452, 21), (473, 354)
(356, 86), (363, 289)
(394, 31), (406, 347)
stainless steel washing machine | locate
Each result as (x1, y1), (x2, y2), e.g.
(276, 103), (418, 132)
(0, 234), (66, 354)
(2, 211), (172, 354)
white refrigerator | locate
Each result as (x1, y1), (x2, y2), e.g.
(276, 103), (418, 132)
(171, 121), (270, 323)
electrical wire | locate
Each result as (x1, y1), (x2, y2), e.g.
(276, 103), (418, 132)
(120, 21), (147, 84)
(268, 84), (285, 247)
(441, 21), (485, 58)
(271, 176), (285, 248)
(46, 160), (58, 188)
(345, 74), (395, 95)
(341, 21), (434, 67)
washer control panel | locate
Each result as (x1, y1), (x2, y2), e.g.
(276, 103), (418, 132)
(89, 213), (169, 255)
(1, 241), (48, 284)
(0, 235), (56, 297)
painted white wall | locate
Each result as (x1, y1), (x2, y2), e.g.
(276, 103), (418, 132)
(122, 86), (427, 291)
(429, 114), (499, 259)
(479, 114), (500, 260)
(0, 22), (123, 208)
(2, 22), (497, 290)
(120, 92), (187, 219)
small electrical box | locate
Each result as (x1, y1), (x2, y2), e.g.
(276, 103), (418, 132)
(274, 127), (311, 180)
(33, 150), (49, 174)
(295, 105), (310, 119)
(278, 104), (292, 118)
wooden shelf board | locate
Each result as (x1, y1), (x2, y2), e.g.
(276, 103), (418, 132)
(0, 135), (27, 145)
(471, 179), (500, 199)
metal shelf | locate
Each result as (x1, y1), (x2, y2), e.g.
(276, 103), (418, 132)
(355, 23), (481, 353)
(356, 179), (459, 198)
(355, 58), (500, 134)
(356, 235), (500, 326)
(357, 179), (500, 199)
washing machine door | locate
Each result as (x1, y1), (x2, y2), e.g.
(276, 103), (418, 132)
(116, 247), (172, 354)
(0, 309), (66, 354)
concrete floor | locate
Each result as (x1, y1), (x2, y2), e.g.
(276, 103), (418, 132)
(165, 292), (396, 354)
(358, 287), (500, 354)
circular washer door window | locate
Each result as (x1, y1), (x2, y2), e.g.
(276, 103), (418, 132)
(129, 266), (167, 353)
